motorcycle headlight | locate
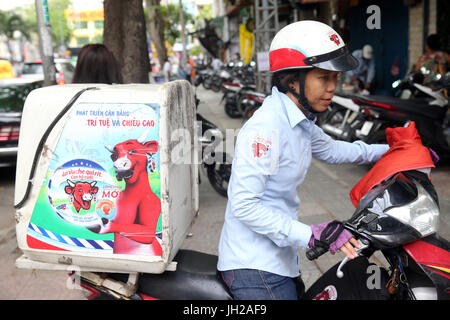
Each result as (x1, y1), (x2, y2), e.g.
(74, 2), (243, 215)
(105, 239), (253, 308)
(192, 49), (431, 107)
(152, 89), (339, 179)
(392, 79), (401, 88)
(220, 71), (230, 78)
(384, 183), (439, 237)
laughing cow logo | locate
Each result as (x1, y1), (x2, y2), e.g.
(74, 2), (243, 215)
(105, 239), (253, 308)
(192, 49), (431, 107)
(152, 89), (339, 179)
(252, 136), (272, 158)
(329, 34), (340, 45)
(64, 180), (99, 213)
(88, 131), (162, 256)
(253, 142), (269, 158)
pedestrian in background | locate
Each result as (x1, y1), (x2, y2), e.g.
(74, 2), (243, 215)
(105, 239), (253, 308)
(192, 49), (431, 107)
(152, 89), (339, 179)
(443, 48), (450, 72)
(414, 34), (446, 75)
(346, 44), (375, 94)
(72, 44), (123, 84)
(163, 58), (172, 82)
(184, 58), (192, 83)
(211, 57), (222, 71)
(187, 55), (196, 83)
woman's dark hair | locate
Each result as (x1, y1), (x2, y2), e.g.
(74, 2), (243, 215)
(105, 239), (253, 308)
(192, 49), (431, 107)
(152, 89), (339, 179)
(271, 68), (310, 93)
(72, 44), (123, 84)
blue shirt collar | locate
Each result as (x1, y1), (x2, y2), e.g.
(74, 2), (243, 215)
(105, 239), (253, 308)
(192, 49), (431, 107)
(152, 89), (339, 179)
(271, 86), (308, 128)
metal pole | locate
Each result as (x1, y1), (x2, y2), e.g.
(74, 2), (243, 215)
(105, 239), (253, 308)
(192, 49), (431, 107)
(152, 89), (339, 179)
(57, 5), (65, 56)
(254, 0), (278, 93)
(35, 0), (56, 86)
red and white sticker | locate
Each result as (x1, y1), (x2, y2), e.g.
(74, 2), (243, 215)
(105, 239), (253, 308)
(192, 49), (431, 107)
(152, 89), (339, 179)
(327, 30), (341, 46)
(313, 285), (338, 300)
(251, 136), (272, 158)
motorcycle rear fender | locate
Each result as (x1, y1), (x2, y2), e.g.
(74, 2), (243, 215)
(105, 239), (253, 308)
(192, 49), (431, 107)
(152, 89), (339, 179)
(403, 234), (450, 300)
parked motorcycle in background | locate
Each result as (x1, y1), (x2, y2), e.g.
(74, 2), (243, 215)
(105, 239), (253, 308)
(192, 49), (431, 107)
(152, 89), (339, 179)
(196, 61), (256, 93)
(194, 69), (215, 90)
(196, 111), (232, 198)
(194, 96), (232, 197)
(221, 79), (266, 120)
(221, 83), (266, 120)
(392, 66), (448, 100)
(240, 90), (266, 120)
(221, 82), (246, 119)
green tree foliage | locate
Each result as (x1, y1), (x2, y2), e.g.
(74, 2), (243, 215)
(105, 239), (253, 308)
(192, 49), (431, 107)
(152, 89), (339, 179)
(0, 11), (30, 41)
(0, 11), (31, 60)
(48, 0), (72, 47)
(189, 45), (203, 56)
(158, 3), (193, 46)
(197, 4), (212, 22)
(20, 0), (72, 49)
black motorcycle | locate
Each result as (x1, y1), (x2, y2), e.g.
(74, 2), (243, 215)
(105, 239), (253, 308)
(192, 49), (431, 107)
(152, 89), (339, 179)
(221, 82), (265, 120)
(72, 167), (449, 300)
(193, 95), (232, 197)
(240, 90), (266, 120)
(196, 112), (232, 198)
(221, 82), (247, 119)
(194, 69), (215, 90)
(352, 92), (449, 163)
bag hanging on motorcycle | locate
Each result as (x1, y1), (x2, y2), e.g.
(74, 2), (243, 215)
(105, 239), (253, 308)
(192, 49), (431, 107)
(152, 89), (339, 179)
(303, 257), (390, 300)
(14, 81), (199, 274)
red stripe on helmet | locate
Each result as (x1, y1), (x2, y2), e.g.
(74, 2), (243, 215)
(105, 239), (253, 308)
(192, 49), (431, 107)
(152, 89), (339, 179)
(269, 48), (309, 72)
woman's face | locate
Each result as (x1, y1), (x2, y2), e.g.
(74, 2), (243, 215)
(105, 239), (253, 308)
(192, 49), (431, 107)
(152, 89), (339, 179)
(290, 68), (339, 113)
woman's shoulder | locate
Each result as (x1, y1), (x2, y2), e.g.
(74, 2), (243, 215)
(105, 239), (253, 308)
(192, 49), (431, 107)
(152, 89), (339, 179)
(244, 100), (284, 130)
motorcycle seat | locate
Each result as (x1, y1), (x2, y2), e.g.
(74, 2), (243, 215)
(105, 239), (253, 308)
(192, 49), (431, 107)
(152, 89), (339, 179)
(354, 95), (446, 121)
(137, 249), (233, 300)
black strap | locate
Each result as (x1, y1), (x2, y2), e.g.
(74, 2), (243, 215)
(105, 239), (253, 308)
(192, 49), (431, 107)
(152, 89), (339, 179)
(313, 220), (345, 249)
(287, 71), (317, 121)
(14, 87), (99, 209)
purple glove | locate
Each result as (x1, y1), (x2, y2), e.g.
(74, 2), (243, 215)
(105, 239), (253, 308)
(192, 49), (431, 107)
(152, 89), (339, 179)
(308, 220), (353, 254)
(429, 148), (439, 165)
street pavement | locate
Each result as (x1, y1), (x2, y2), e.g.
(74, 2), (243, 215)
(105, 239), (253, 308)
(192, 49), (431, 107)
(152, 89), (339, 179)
(0, 84), (448, 299)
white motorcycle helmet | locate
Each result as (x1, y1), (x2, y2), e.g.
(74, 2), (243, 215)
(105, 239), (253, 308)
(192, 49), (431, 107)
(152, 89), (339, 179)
(269, 20), (358, 119)
(269, 20), (358, 72)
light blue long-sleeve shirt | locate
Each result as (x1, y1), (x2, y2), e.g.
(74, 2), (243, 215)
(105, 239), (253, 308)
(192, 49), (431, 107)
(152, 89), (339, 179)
(346, 49), (376, 83)
(217, 86), (389, 277)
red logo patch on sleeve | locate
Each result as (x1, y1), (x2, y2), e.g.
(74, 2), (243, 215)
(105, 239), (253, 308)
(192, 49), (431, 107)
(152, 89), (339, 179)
(251, 136), (272, 158)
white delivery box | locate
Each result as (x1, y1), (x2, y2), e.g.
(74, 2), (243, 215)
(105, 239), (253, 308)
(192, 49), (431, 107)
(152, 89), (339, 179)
(14, 81), (199, 274)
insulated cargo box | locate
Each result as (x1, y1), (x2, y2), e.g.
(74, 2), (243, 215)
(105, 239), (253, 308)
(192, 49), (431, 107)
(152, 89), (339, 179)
(14, 81), (199, 274)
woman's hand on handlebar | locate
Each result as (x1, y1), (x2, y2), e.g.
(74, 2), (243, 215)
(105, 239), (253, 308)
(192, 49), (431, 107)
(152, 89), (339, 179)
(337, 237), (360, 259)
(308, 220), (363, 260)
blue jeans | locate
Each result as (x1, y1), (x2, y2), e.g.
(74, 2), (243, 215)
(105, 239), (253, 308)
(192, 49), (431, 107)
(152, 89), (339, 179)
(220, 269), (303, 300)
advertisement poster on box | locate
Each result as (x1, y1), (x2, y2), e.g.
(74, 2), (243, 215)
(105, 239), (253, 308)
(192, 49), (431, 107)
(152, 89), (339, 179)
(26, 102), (163, 257)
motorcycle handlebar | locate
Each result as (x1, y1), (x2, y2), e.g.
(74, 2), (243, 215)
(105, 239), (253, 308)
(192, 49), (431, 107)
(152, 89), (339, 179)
(305, 223), (363, 261)
(305, 245), (328, 261)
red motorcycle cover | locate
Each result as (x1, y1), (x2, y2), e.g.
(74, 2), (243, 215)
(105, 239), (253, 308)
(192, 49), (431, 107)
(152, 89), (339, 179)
(350, 122), (435, 207)
(403, 238), (450, 280)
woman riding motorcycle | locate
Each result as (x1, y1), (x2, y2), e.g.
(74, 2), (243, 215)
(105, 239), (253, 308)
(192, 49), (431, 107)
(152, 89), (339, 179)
(217, 20), (390, 300)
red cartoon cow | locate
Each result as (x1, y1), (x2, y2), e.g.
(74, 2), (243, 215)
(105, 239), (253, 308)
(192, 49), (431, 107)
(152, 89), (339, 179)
(252, 142), (269, 158)
(64, 180), (98, 213)
(89, 132), (162, 256)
